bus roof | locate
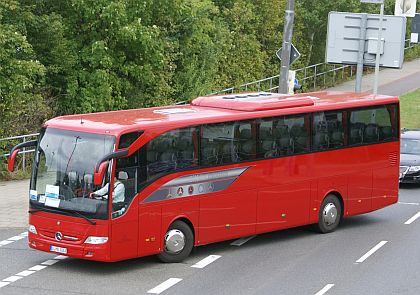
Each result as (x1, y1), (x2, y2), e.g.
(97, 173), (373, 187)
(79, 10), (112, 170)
(45, 91), (399, 136)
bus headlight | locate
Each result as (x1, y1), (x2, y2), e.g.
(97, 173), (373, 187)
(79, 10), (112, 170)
(408, 166), (420, 172)
(84, 236), (108, 244)
(28, 224), (37, 235)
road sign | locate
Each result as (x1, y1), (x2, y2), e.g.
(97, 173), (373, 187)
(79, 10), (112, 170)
(326, 12), (406, 69)
(395, 0), (416, 17)
(412, 14), (420, 44)
(276, 44), (300, 65)
(361, 0), (383, 3)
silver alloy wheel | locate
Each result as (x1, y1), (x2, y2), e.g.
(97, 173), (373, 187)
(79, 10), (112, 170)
(164, 229), (186, 254)
(323, 203), (338, 225)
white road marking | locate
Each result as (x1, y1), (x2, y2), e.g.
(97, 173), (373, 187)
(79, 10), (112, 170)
(0, 282), (10, 288)
(7, 236), (25, 241)
(231, 235), (257, 246)
(314, 284), (335, 295)
(15, 270), (35, 277)
(404, 211), (420, 225)
(0, 240), (13, 246)
(147, 278), (183, 294)
(0, 232), (27, 247)
(42, 259), (60, 266)
(28, 265), (47, 271)
(0, 254), (67, 289)
(191, 255), (222, 269)
(398, 202), (419, 206)
(356, 241), (388, 263)
(3, 276), (22, 283)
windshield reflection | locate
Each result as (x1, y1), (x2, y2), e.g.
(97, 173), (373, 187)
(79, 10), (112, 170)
(401, 139), (420, 155)
(30, 128), (115, 220)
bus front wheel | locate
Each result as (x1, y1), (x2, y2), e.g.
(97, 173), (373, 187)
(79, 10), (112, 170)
(316, 194), (342, 233)
(157, 220), (194, 263)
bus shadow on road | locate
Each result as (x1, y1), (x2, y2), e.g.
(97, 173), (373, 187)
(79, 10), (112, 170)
(49, 215), (382, 273)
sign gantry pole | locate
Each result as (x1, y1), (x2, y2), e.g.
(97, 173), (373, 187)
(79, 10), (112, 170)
(355, 14), (368, 93)
(373, 2), (385, 96)
(279, 0), (295, 94)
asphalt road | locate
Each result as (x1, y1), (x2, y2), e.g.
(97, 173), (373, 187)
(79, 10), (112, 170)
(0, 184), (419, 295)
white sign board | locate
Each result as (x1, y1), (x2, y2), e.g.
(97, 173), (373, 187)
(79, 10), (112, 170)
(395, 0), (417, 17)
(326, 12), (406, 69)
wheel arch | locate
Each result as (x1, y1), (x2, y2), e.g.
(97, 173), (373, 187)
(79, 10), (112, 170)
(166, 216), (196, 244)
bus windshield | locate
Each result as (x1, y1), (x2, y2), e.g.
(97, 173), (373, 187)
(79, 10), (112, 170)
(30, 128), (115, 220)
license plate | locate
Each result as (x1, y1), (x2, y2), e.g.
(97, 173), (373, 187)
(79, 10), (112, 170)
(50, 245), (67, 254)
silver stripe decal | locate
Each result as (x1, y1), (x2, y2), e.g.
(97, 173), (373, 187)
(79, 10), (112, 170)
(143, 166), (250, 203)
(164, 167), (249, 187)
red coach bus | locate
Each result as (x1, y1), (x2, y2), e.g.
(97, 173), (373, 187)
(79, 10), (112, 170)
(8, 91), (399, 262)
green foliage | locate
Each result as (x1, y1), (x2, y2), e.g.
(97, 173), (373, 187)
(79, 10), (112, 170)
(400, 89), (420, 129)
(0, 0), (52, 138)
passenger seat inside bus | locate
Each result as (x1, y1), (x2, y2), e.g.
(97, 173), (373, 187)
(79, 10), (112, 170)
(313, 121), (329, 150)
(201, 138), (218, 166)
(350, 123), (365, 145)
(364, 123), (379, 143)
(290, 125), (307, 153)
(273, 124), (291, 156)
(238, 128), (254, 160)
(259, 127), (277, 158)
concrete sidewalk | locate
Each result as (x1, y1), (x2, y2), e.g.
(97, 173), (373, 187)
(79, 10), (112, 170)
(328, 58), (420, 96)
(1, 58), (420, 228)
(0, 179), (29, 228)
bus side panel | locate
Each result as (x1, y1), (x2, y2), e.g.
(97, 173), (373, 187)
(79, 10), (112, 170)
(110, 202), (139, 261)
(256, 182), (310, 233)
(316, 175), (347, 217)
(372, 143), (399, 210)
(198, 189), (257, 245)
(161, 198), (199, 245)
(138, 204), (162, 257)
(346, 169), (372, 216)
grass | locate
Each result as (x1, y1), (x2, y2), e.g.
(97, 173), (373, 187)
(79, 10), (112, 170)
(400, 88), (420, 128)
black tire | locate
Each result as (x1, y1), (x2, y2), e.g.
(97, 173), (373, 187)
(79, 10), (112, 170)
(157, 220), (194, 263)
(315, 194), (342, 234)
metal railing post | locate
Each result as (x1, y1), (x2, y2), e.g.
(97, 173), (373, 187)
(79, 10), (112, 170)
(22, 136), (26, 171)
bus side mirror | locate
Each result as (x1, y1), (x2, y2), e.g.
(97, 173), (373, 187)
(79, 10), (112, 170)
(7, 140), (38, 172)
(93, 149), (129, 186)
(94, 162), (108, 186)
(8, 150), (20, 172)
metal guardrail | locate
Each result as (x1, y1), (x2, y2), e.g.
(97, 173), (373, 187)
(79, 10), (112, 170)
(0, 133), (39, 171)
(213, 38), (418, 95)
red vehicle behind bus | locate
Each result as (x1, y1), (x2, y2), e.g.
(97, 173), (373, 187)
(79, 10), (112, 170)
(8, 91), (399, 262)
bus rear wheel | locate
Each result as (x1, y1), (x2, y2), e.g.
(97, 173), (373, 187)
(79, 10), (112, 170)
(157, 220), (194, 263)
(315, 194), (342, 233)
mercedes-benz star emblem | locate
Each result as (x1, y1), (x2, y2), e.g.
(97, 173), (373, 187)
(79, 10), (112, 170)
(55, 232), (63, 241)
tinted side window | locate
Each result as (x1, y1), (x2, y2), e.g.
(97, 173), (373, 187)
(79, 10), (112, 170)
(114, 152), (138, 218)
(200, 122), (239, 165)
(119, 131), (143, 149)
(378, 104), (398, 141)
(286, 115), (310, 154)
(312, 110), (345, 151)
(236, 121), (256, 161)
(146, 127), (198, 180)
(349, 105), (397, 145)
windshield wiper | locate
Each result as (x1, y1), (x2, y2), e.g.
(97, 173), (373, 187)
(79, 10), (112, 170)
(30, 203), (96, 225)
(65, 209), (96, 225)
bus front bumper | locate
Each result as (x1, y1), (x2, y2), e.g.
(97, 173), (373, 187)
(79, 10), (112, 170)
(28, 233), (111, 262)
